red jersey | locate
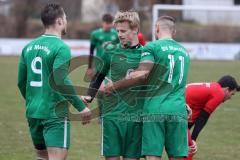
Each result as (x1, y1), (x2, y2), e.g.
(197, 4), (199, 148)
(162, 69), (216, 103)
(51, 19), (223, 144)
(186, 82), (225, 123)
(138, 32), (146, 46)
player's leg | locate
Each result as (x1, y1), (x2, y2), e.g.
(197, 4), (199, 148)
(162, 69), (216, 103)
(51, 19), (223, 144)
(141, 118), (165, 160)
(27, 118), (49, 160)
(165, 115), (188, 160)
(123, 122), (143, 160)
(97, 95), (103, 124)
(47, 147), (67, 160)
(186, 129), (193, 160)
(35, 148), (48, 160)
(102, 118), (124, 160)
(105, 157), (120, 160)
(43, 117), (70, 160)
(145, 156), (161, 160)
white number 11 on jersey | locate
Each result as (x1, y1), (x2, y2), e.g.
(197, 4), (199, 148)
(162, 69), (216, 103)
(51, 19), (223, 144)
(168, 54), (184, 84)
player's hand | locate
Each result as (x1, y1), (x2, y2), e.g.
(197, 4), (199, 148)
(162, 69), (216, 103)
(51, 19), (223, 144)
(104, 83), (114, 95)
(189, 140), (197, 155)
(86, 68), (94, 79)
(100, 78), (113, 95)
(79, 107), (91, 125)
(81, 96), (92, 105)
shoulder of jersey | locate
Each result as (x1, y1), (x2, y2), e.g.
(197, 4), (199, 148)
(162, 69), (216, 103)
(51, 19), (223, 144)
(111, 28), (117, 32)
(104, 42), (119, 53)
(91, 28), (101, 34)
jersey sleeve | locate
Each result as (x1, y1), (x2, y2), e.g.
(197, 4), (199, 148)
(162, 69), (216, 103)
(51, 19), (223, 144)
(203, 87), (225, 114)
(90, 31), (97, 46)
(17, 50), (27, 99)
(96, 50), (110, 75)
(140, 42), (155, 63)
(53, 45), (86, 112)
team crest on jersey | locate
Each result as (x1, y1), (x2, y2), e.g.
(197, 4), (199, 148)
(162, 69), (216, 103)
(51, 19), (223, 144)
(111, 35), (117, 41)
(102, 41), (116, 51)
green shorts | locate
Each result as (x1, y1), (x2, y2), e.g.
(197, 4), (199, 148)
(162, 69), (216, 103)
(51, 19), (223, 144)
(101, 118), (142, 158)
(27, 117), (70, 149)
(142, 114), (188, 158)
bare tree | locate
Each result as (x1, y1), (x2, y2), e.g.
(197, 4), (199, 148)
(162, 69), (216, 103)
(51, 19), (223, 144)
(12, 0), (35, 38)
(117, 0), (134, 10)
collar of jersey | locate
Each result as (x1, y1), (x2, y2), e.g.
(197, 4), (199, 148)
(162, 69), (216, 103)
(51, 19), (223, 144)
(42, 34), (61, 39)
(157, 38), (174, 41)
(120, 43), (142, 49)
(100, 28), (112, 33)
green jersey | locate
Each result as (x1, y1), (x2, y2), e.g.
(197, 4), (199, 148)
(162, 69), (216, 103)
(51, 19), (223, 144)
(98, 43), (143, 121)
(90, 28), (119, 58)
(141, 38), (190, 116)
(17, 34), (85, 119)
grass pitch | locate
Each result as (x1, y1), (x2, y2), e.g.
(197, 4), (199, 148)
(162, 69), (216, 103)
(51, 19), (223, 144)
(0, 56), (239, 160)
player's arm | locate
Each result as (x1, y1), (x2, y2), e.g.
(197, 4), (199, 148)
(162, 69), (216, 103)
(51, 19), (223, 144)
(88, 32), (97, 69)
(88, 44), (95, 69)
(191, 109), (210, 141)
(53, 46), (87, 112)
(105, 44), (155, 92)
(17, 52), (27, 99)
(86, 72), (106, 102)
(105, 61), (154, 92)
(192, 88), (224, 140)
(84, 53), (110, 102)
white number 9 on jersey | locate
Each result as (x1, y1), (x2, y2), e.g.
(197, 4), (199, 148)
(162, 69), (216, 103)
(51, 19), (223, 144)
(30, 57), (42, 87)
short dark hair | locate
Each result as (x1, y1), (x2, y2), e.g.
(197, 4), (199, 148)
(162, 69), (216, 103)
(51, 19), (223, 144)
(41, 4), (65, 27)
(218, 75), (239, 91)
(157, 15), (176, 34)
(158, 15), (176, 23)
(102, 14), (113, 23)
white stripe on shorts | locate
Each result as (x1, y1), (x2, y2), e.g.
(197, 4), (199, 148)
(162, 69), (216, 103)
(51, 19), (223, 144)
(101, 118), (104, 156)
(63, 117), (67, 148)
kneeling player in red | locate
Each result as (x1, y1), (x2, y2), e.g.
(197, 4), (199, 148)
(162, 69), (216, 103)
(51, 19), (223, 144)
(185, 75), (239, 159)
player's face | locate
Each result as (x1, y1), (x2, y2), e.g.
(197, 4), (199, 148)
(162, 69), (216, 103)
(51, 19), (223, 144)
(115, 21), (137, 47)
(102, 22), (112, 31)
(224, 88), (236, 101)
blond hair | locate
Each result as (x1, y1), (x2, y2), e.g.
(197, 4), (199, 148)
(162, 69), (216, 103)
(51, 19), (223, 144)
(113, 11), (140, 30)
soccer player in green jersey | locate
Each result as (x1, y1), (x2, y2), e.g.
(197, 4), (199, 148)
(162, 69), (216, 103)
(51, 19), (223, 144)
(106, 15), (190, 160)
(83, 11), (143, 160)
(86, 14), (119, 123)
(17, 4), (91, 160)
(86, 13), (119, 78)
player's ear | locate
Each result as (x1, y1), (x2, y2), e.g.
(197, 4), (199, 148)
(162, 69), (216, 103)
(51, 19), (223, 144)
(56, 17), (63, 26)
(227, 87), (231, 91)
(156, 24), (160, 34)
(224, 87), (231, 93)
(132, 27), (138, 34)
(172, 29), (177, 36)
